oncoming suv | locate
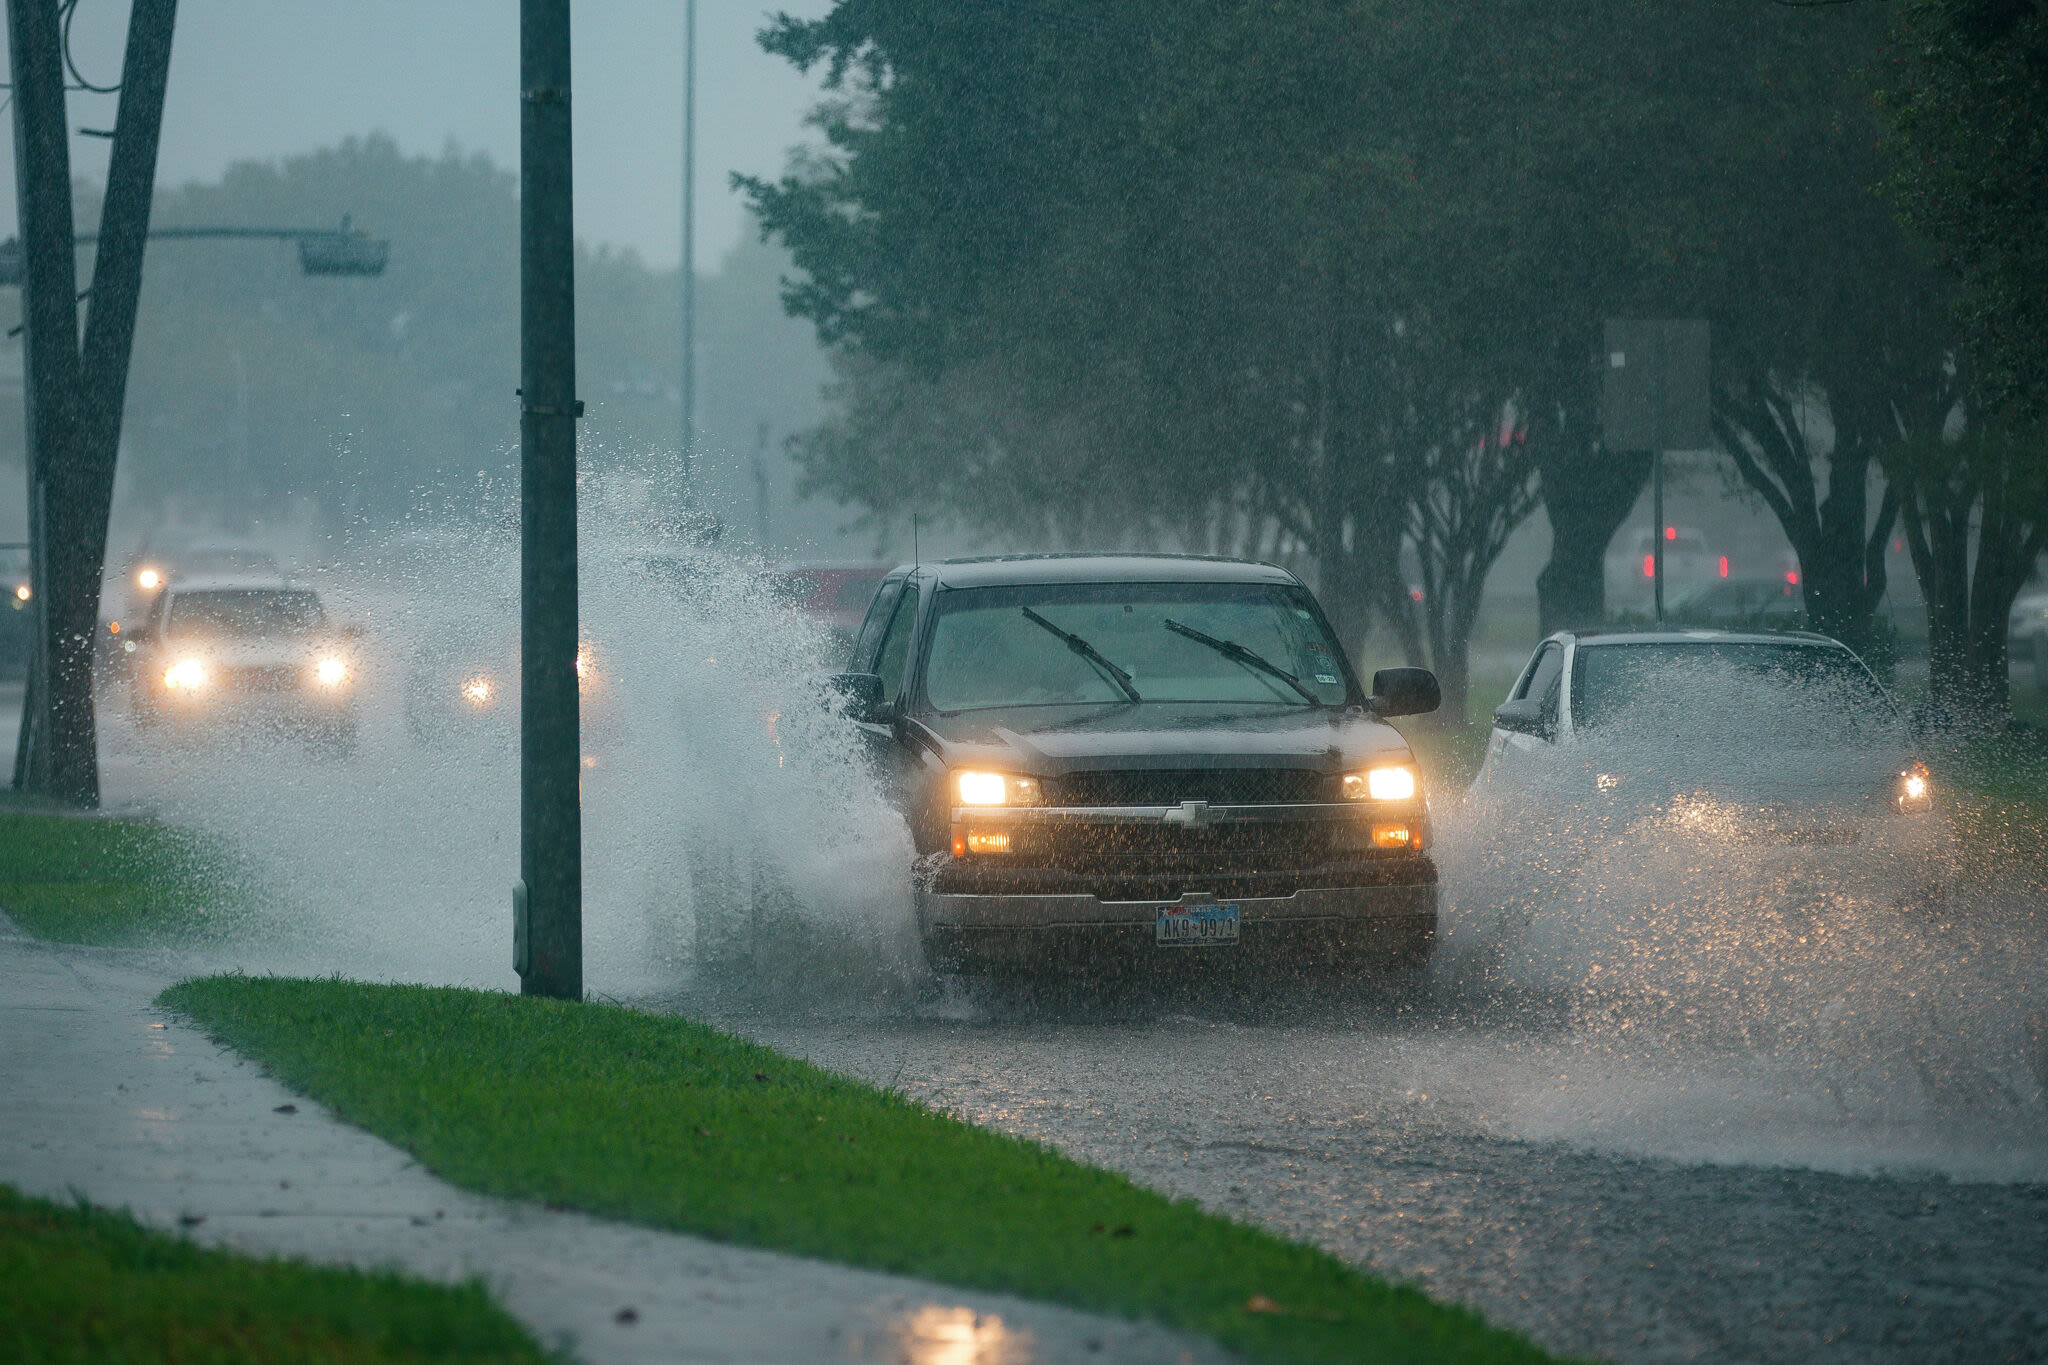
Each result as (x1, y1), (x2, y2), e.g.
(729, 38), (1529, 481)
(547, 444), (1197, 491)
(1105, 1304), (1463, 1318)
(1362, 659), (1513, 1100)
(830, 555), (1442, 979)
(130, 577), (360, 751)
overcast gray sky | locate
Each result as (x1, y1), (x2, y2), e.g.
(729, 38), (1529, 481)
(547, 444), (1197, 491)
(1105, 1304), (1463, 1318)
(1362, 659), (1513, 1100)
(4, 0), (836, 268)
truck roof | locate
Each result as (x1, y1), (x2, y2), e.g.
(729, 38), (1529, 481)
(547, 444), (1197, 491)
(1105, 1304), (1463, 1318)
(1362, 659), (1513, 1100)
(910, 553), (1301, 590)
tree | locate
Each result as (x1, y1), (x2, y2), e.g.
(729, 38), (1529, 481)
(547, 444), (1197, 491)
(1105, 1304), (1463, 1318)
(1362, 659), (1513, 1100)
(749, 2), (1562, 718)
(1886, 418), (2048, 713)
(1883, 0), (2048, 413)
(1873, 0), (2048, 717)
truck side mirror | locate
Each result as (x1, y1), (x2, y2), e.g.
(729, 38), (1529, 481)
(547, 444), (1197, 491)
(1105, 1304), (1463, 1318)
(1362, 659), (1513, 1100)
(828, 671), (889, 723)
(1370, 667), (1440, 718)
(1492, 697), (1552, 741)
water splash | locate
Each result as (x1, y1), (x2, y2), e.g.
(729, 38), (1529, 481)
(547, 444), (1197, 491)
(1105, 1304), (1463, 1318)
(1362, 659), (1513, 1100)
(106, 472), (918, 1003)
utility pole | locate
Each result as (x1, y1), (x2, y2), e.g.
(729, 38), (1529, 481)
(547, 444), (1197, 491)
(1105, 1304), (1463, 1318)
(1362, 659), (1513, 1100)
(7, 0), (177, 806)
(679, 0), (696, 489)
(515, 0), (583, 1000)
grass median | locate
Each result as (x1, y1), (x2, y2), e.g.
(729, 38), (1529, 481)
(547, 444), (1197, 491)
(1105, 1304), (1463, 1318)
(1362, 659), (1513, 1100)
(162, 974), (1562, 1365)
(0, 806), (240, 946)
(0, 1182), (553, 1363)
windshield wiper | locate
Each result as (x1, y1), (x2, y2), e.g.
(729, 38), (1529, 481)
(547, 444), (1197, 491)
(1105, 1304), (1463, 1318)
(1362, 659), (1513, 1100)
(1162, 618), (1321, 705)
(1019, 607), (1142, 703)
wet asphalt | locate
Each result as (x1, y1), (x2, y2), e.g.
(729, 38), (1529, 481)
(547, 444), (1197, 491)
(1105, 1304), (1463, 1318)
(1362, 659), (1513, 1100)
(723, 996), (2047, 1365)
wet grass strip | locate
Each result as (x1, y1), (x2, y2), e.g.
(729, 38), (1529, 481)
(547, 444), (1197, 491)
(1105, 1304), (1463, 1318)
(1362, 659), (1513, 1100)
(0, 809), (233, 946)
(0, 1182), (554, 1363)
(162, 976), (1565, 1365)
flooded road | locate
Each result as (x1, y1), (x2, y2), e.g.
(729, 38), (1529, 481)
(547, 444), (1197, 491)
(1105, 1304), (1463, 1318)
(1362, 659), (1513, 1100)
(723, 986), (2046, 1364)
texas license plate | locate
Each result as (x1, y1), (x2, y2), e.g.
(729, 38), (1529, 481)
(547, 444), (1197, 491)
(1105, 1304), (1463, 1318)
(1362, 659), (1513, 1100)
(1156, 902), (1240, 947)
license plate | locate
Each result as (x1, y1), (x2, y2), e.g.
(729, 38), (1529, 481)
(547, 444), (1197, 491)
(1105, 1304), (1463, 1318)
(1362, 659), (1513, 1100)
(1156, 902), (1239, 947)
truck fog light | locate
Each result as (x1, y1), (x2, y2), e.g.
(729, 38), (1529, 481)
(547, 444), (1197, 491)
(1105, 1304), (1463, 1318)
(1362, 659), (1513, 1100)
(962, 830), (1012, 854)
(1371, 822), (1413, 849)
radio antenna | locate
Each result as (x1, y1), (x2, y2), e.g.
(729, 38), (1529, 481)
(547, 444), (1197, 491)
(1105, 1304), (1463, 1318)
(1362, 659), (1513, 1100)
(913, 513), (920, 569)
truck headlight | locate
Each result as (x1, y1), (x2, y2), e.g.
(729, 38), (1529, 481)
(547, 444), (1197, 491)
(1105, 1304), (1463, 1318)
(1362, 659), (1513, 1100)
(163, 658), (206, 690)
(314, 657), (350, 688)
(953, 770), (1043, 806)
(1343, 764), (1417, 802)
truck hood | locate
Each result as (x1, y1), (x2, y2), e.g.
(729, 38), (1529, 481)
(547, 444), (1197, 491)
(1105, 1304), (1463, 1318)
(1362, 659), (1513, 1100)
(917, 702), (1413, 776)
(158, 635), (341, 667)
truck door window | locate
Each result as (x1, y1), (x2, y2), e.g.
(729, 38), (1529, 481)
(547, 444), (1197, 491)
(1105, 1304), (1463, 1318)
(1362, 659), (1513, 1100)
(872, 581), (919, 706)
(852, 577), (904, 670)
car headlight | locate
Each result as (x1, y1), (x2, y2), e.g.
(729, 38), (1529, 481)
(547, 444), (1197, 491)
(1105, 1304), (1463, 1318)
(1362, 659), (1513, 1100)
(163, 658), (206, 690)
(461, 675), (494, 706)
(1897, 761), (1933, 813)
(952, 770), (1043, 806)
(1343, 764), (1418, 802)
(314, 657), (350, 687)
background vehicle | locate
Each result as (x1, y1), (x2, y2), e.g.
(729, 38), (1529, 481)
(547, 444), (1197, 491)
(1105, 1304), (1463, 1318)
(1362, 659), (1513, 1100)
(1676, 576), (1804, 628)
(830, 554), (1442, 980)
(129, 577), (360, 751)
(1604, 529), (1717, 612)
(763, 561), (892, 659)
(402, 615), (516, 744)
(0, 547), (31, 681)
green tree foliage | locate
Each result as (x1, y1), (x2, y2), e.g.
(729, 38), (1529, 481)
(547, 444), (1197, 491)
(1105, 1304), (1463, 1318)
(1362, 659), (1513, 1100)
(748, 1), (1961, 716)
(1884, 0), (2048, 412)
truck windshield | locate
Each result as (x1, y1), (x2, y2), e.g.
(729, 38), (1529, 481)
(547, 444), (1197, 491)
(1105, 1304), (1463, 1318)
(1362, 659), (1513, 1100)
(922, 582), (1350, 711)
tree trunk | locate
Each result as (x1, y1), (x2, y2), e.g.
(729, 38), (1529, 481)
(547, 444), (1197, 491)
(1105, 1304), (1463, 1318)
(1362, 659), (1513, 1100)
(1535, 442), (1651, 633)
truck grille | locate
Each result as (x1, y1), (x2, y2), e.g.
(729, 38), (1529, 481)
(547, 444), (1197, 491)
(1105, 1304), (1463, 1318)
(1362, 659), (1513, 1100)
(1047, 768), (1334, 807)
(220, 665), (301, 692)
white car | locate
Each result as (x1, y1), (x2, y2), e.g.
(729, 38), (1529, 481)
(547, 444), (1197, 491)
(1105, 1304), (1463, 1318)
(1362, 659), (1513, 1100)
(1472, 628), (1953, 903)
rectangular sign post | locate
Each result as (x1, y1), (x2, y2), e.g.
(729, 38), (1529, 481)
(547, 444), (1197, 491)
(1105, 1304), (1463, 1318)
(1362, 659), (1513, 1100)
(517, 0), (583, 1000)
(1601, 319), (1710, 625)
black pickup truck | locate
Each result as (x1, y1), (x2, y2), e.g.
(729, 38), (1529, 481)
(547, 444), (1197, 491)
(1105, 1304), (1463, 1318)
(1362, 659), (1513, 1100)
(831, 554), (1441, 977)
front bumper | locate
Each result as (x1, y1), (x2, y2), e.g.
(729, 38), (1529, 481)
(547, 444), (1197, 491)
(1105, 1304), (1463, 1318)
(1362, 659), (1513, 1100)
(919, 869), (1437, 975)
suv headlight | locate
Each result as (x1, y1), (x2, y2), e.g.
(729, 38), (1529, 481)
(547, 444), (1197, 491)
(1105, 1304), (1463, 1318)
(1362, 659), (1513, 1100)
(1343, 764), (1418, 802)
(953, 770), (1043, 806)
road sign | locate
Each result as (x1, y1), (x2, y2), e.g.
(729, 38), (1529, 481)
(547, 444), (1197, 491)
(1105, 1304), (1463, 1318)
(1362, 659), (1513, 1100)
(1601, 318), (1711, 451)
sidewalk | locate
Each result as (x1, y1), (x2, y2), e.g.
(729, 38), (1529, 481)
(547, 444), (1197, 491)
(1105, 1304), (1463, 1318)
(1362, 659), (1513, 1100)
(0, 918), (1230, 1365)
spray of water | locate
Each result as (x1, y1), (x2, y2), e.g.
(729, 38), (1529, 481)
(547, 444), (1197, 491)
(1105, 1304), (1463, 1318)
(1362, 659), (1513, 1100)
(106, 471), (919, 1003)
(1426, 662), (2046, 1180)
(104, 539), (2045, 1181)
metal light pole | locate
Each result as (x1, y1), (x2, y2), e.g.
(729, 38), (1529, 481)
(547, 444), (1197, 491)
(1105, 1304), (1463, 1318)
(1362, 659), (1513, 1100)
(679, 0), (697, 489)
(516, 0), (583, 1000)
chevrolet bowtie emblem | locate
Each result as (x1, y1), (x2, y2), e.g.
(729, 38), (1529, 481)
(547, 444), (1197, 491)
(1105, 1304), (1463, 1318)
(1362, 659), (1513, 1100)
(1162, 800), (1220, 828)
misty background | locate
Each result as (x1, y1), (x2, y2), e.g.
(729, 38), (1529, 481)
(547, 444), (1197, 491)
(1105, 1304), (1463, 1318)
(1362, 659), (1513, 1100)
(3, 1), (2039, 724)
